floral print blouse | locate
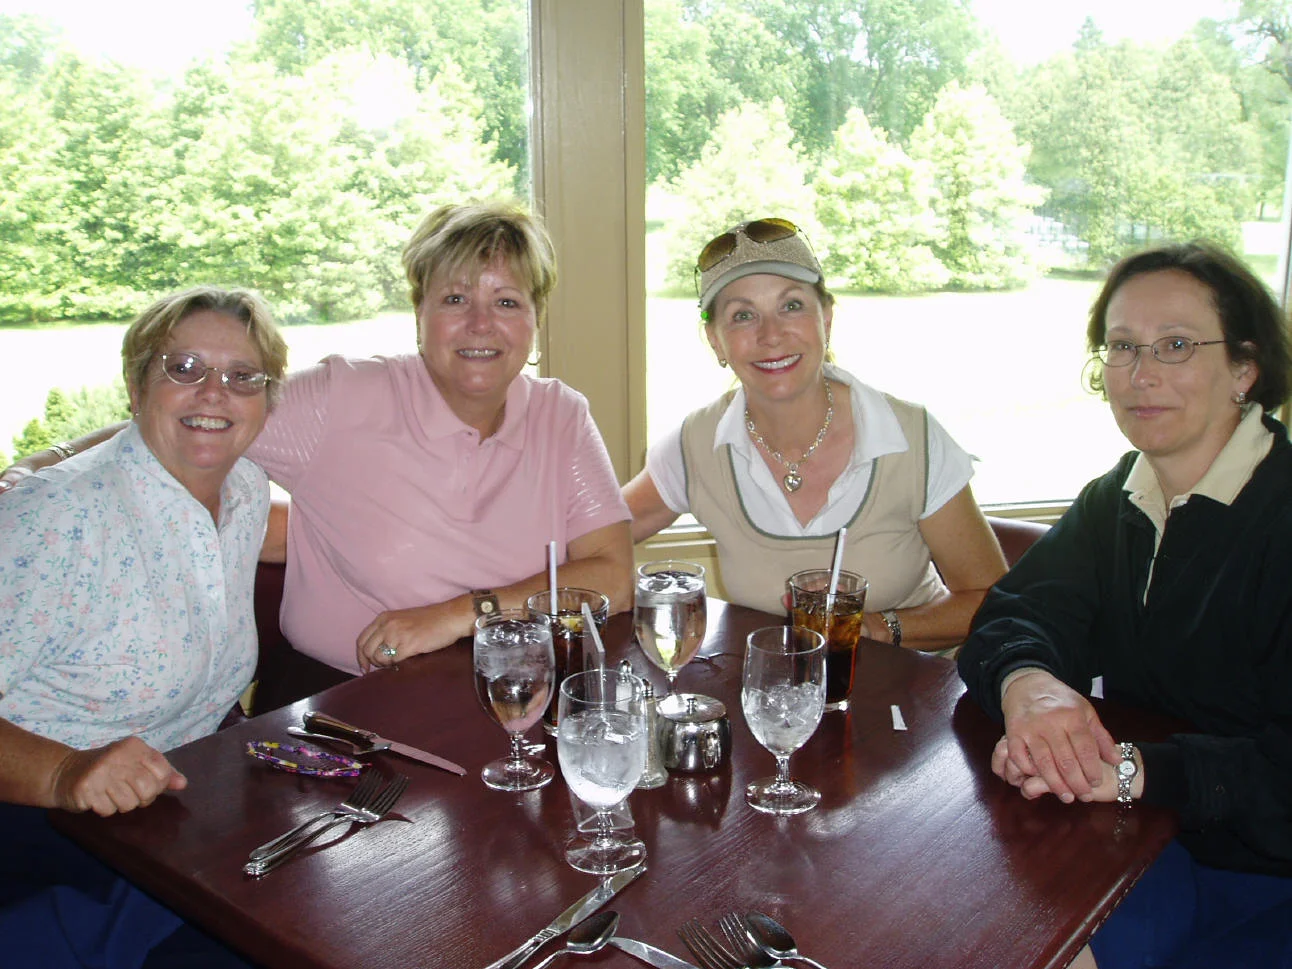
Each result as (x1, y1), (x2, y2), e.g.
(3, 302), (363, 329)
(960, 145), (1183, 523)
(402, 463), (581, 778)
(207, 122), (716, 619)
(0, 423), (267, 752)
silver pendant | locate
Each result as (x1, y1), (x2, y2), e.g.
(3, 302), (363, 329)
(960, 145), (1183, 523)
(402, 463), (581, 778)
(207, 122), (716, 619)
(783, 471), (803, 493)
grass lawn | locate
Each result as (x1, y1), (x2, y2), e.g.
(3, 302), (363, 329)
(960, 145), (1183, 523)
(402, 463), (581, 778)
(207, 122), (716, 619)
(0, 281), (1127, 504)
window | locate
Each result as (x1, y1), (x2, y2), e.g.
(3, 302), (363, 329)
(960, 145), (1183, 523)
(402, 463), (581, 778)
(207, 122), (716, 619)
(638, 0), (1292, 508)
(0, 0), (532, 464)
(3, 0), (1291, 521)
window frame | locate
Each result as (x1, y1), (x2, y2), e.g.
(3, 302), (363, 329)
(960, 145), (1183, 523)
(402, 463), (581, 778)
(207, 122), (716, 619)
(531, 0), (1292, 545)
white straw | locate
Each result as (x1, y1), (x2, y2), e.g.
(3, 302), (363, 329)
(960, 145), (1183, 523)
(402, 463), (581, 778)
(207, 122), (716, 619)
(547, 540), (559, 615)
(827, 526), (847, 596)
(582, 602), (606, 670)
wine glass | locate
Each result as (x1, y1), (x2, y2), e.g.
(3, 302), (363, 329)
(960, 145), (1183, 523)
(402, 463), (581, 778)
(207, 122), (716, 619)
(741, 625), (826, 815)
(473, 609), (555, 791)
(557, 668), (648, 874)
(633, 560), (707, 695)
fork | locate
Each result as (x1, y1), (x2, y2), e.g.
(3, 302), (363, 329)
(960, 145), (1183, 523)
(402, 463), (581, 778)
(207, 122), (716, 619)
(243, 773), (408, 876)
(717, 914), (778, 968)
(678, 918), (746, 969)
(247, 768), (384, 862)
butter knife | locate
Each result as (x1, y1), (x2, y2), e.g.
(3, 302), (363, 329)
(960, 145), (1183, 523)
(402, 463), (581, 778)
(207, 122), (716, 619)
(481, 863), (646, 969)
(610, 936), (699, 969)
(303, 712), (466, 776)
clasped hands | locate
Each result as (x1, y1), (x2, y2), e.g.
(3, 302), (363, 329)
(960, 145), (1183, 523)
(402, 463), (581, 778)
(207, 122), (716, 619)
(995, 669), (1138, 804)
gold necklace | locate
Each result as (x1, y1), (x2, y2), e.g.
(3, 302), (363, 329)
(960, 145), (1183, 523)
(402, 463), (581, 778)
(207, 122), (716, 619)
(744, 381), (834, 493)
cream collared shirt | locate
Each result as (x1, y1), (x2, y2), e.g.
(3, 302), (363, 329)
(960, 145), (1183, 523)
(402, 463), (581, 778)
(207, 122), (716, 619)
(1125, 406), (1274, 594)
(645, 364), (973, 536)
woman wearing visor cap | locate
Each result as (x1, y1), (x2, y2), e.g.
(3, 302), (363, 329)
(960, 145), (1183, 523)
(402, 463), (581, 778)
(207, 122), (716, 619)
(624, 218), (1006, 650)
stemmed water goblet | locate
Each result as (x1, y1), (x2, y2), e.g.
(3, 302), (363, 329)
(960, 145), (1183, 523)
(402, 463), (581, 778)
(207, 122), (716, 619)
(557, 668), (648, 873)
(473, 608), (556, 792)
(741, 625), (826, 815)
(633, 560), (707, 696)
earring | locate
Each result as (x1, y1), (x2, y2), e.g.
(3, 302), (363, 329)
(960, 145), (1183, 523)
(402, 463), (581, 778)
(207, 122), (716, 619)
(718, 358), (728, 368)
(1234, 390), (1249, 405)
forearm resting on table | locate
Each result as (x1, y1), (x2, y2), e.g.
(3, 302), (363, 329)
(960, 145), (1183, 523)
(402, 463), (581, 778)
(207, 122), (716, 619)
(482, 521), (636, 619)
(0, 718), (82, 808)
(861, 588), (991, 651)
(0, 422), (127, 491)
(363, 521), (636, 665)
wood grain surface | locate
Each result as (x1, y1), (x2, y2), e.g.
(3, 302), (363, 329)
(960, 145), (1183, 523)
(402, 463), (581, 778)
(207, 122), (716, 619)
(52, 599), (1179, 969)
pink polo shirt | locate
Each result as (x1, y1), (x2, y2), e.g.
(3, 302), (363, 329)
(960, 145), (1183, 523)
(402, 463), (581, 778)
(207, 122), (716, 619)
(249, 355), (630, 673)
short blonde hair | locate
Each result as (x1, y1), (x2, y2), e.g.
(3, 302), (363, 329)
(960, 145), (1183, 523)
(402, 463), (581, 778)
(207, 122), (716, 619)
(401, 201), (558, 326)
(122, 287), (289, 407)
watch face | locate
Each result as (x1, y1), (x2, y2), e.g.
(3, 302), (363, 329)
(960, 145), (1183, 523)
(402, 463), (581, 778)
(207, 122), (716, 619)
(1118, 760), (1136, 778)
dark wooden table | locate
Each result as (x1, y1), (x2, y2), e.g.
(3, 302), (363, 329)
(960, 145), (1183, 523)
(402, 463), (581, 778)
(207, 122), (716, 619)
(53, 599), (1179, 969)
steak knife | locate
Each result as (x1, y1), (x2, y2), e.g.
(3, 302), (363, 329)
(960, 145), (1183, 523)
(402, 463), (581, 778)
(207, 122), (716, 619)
(302, 712), (466, 776)
(481, 863), (647, 969)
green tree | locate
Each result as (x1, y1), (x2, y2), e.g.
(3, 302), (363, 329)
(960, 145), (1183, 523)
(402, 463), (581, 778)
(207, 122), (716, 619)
(662, 99), (818, 290)
(0, 44), (182, 319)
(11, 383), (131, 459)
(909, 82), (1044, 289)
(1011, 36), (1256, 265)
(815, 108), (948, 292)
(163, 50), (513, 320)
(244, 0), (528, 187)
(1227, 1), (1292, 214)
(734, 0), (982, 152)
(0, 13), (62, 87)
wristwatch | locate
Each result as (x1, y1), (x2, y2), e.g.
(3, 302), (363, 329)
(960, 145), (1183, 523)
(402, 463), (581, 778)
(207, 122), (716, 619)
(1116, 742), (1138, 806)
(470, 589), (499, 618)
(880, 609), (902, 649)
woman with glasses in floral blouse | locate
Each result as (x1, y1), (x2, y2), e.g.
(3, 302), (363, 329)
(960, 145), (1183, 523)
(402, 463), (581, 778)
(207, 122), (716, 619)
(0, 286), (285, 969)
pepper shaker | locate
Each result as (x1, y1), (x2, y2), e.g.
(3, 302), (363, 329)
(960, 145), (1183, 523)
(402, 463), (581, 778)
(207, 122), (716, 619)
(636, 679), (668, 789)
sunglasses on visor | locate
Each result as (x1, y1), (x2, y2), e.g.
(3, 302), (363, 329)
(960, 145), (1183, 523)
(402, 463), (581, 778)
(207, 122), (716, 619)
(696, 218), (801, 272)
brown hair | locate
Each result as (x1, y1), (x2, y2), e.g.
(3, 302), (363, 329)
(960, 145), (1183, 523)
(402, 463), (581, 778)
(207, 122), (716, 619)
(1086, 242), (1291, 410)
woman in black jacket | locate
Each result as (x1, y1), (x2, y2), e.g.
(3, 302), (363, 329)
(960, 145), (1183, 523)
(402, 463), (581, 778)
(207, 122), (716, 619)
(959, 241), (1292, 969)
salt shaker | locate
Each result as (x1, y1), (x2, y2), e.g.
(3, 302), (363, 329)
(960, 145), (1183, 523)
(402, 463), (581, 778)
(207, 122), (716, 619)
(619, 660), (667, 789)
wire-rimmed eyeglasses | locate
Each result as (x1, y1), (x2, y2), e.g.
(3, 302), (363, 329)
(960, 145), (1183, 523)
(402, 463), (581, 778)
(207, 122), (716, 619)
(159, 352), (270, 396)
(1096, 337), (1227, 367)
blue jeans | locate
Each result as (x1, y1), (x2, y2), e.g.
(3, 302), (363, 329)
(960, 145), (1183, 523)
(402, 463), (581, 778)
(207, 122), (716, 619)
(1090, 839), (1292, 969)
(0, 803), (254, 969)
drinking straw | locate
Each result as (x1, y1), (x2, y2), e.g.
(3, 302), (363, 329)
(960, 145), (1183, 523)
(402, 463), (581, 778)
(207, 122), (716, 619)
(547, 540), (558, 614)
(827, 526), (847, 596)
(582, 601), (606, 670)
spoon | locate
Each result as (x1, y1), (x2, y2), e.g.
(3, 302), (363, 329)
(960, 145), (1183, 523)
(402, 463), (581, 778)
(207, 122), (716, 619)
(530, 911), (619, 969)
(745, 912), (830, 969)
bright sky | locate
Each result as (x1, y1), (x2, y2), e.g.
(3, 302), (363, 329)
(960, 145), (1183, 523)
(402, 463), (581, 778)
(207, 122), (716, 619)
(0, 0), (255, 75)
(0, 0), (1240, 73)
(974, 0), (1238, 64)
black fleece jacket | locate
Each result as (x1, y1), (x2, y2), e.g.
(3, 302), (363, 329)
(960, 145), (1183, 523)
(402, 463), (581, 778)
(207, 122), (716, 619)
(959, 414), (1292, 875)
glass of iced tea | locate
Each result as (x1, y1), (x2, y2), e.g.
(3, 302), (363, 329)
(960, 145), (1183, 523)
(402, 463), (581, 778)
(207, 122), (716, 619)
(526, 588), (610, 735)
(787, 568), (868, 712)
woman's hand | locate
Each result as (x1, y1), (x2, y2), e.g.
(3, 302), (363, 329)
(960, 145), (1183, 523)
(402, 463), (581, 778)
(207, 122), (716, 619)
(0, 461), (36, 494)
(51, 737), (187, 816)
(998, 669), (1120, 803)
(356, 601), (469, 672)
(995, 734), (1138, 804)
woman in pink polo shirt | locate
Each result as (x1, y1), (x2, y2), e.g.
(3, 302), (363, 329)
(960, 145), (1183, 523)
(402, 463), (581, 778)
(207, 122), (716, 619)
(249, 201), (634, 685)
(6, 203), (634, 703)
